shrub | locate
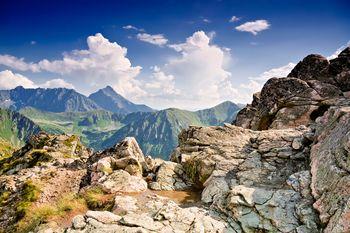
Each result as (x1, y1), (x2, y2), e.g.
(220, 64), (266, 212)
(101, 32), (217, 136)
(81, 186), (114, 211)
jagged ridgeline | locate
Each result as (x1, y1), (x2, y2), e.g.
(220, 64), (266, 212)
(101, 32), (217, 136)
(0, 108), (40, 158)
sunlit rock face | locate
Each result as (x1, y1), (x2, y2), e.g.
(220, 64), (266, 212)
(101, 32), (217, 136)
(171, 124), (319, 232)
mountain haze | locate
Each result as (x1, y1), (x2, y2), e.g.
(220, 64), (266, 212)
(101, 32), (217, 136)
(0, 86), (101, 112)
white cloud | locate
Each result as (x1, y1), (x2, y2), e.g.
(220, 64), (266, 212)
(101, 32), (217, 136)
(30, 41), (36, 45)
(40, 79), (75, 89)
(143, 31), (238, 109)
(0, 70), (36, 89)
(235, 20), (270, 35)
(327, 41), (350, 60)
(0, 70), (75, 90)
(122, 25), (144, 32)
(136, 33), (168, 46)
(203, 18), (211, 23)
(0, 33), (144, 98)
(145, 66), (180, 96)
(229, 16), (240, 22)
(0, 55), (40, 72)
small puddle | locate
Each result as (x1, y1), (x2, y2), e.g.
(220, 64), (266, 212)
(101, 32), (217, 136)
(124, 189), (202, 208)
(152, 190), (202, 206)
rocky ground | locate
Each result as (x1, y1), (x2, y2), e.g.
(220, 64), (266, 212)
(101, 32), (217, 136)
(0, 47), (349, 233)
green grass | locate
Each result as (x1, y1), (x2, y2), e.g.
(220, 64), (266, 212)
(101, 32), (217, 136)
(16, 193), (87, 232)
(81, 186), (114, 211)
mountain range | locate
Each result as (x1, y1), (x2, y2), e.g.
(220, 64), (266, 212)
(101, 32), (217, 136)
(0, 85), (155, 114)
(0, 86), (242, 159)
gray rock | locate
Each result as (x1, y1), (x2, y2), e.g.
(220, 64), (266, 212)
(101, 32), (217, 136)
(72, 215), (86, 229)
(85, 210), (121, 224)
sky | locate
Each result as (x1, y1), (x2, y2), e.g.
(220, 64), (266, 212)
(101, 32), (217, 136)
(0, 0), (349, 110)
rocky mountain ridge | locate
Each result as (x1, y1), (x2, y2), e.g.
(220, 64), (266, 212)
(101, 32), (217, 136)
(0, 47), (349, 233)
(89, 86), (154, 115)
(0, 86), (101, 112)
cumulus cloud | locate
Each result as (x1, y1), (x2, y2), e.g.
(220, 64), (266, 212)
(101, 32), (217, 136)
(145, 66), (180, 97)
(40, 79), (75, 89)
(229, 16), (240, 22)
(143, 31), (238, 109)
(0, 33), (144, 98)
(235, 20), (270, 35)
(0, 70), (76, 90)
(136, 33), (168, 46)
(0, 70), (36, 89)
(0, 55), (40, 72)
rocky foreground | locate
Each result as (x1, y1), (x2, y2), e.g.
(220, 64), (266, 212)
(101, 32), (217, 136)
(0, 47), (350, 233)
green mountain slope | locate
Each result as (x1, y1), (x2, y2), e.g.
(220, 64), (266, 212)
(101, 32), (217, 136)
(102, 101), (241, 159)
(20, 107), (125, 150)
(20, 101), (241, 158)
(0, 108), (41, 158)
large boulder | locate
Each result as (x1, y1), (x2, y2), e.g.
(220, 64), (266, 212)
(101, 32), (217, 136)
(97, 170), (147, 193)
(148, 161), (192, 191)
(89, 137), (147, 184)
(235, 47), (350, 130)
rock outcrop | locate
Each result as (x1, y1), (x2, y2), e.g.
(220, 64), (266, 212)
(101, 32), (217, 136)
(235, 47), (350, 130)
(172, 124), (319, 232)
(0, 132), (92, 232)
(65, 194), (233, 233)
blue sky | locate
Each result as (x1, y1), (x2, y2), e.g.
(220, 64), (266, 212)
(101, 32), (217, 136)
(0, 0), (349, 110)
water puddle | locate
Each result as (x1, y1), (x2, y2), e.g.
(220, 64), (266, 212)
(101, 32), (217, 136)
(152, 190), (201, 206)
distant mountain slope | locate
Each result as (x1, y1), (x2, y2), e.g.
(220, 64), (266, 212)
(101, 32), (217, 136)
(196, 101), (241, 125)
(102, 101), (241, 159)
(89, 86), (154, 114)
(20, 107), (124, 150)
(0, 108), (40, 155)
(20, 101), (241, 158)
(0, 86), (101, 112)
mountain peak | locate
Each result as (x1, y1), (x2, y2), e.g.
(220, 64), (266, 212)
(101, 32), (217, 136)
(102, 85), (116, 93)
(89, 87), (154, 115)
